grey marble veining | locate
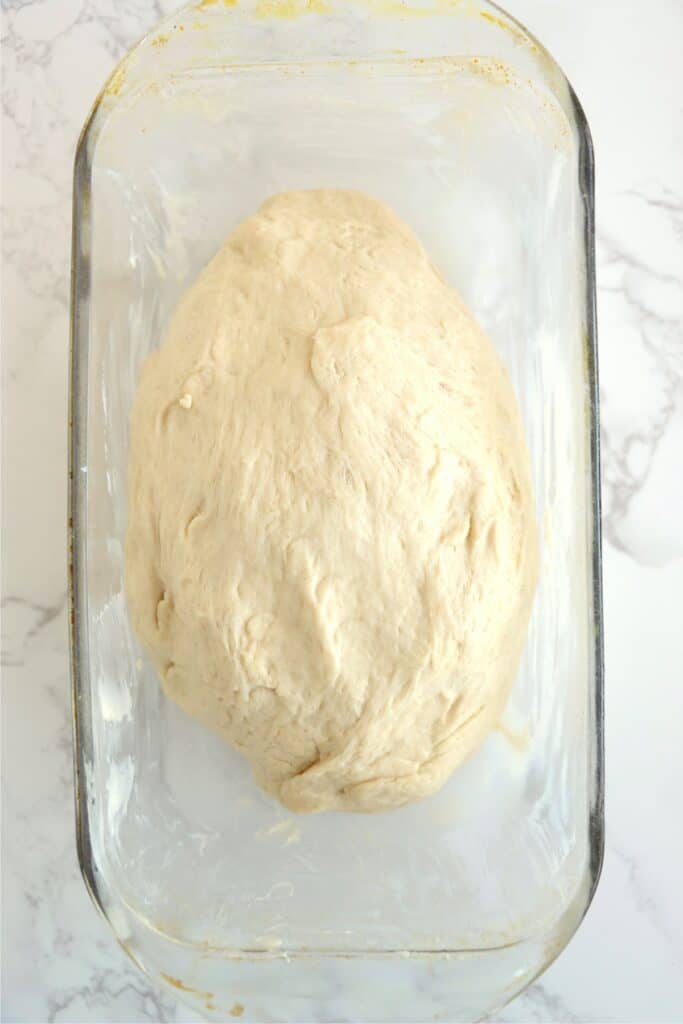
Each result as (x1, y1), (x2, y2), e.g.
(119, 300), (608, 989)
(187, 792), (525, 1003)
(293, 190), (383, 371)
(3, 0), (683, 1021)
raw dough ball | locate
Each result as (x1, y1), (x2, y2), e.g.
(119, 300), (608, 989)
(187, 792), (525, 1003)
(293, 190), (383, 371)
(125, 190), (538, 813)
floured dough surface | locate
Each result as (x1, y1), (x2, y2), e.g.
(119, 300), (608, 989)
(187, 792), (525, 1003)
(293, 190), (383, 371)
(125, 189), (538, 813)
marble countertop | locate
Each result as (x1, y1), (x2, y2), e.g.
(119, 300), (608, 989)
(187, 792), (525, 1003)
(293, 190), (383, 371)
(3, 0), (682, 1020)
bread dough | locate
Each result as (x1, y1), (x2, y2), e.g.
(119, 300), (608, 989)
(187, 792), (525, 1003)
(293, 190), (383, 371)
(125, 190), (538, 813)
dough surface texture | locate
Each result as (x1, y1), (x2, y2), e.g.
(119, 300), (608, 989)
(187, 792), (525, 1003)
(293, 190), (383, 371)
(125, 189), (538, 813)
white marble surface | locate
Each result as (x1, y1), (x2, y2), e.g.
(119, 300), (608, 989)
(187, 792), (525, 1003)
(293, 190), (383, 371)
(2, 0), (683, 1020)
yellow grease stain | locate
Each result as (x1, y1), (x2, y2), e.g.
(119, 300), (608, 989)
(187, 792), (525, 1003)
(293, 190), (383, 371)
(230, 1004), (245, 1018)
(105, 63), (127, 97)
(479, 9), (535, 48)
(160, 972), (214, 1002)
(198, 0), (238, 8)
(367, 0), (462, 18)
(255, 0), (328, 18)
(465, 55), (516, 86)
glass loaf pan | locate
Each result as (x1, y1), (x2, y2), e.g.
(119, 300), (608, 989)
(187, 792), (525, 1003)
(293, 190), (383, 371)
(69, 1), (604, 1020)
